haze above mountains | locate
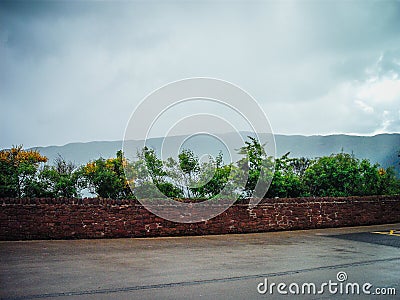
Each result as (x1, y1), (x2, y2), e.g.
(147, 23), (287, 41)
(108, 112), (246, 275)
(29, 133), (400, 176)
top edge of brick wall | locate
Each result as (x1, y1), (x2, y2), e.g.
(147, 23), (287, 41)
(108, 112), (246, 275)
(0, 195), (399, 206)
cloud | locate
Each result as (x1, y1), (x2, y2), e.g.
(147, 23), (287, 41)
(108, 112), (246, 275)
(1, 1), (400, 148)
(357, 78), (400, 104)
(355, 100), (374, 114)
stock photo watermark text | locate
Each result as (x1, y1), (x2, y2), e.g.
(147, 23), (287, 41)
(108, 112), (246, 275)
(257, 271), (396, 296)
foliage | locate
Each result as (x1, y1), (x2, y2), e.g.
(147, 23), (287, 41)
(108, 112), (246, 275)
(189, 152), (235, 199)
(0, 146), (48, 197)
(237, 136), (274, 198)
(177, 149), (200, 198)
(131, 147), (183, 198)
(303, 153), (400, 197)
(1, 141), (399, 200)
(266, 153), (308, 198)
(81, 150), (133, 199)
(162, 149), (201, 198)
(375, 166), (400, 195)
(38, 155), (81, 198)
(133, 148), (237, 199)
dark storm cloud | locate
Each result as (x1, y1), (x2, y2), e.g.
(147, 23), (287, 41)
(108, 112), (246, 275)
(1, 0), (400, 148)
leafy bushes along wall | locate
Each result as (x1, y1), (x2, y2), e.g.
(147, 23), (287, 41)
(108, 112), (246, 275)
(1, 138), (399, 199)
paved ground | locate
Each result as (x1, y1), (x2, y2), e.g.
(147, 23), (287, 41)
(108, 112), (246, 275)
(1, 224), (399, 300)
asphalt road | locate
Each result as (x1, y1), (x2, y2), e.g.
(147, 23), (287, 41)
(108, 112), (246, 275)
(1, 223), (399, 300)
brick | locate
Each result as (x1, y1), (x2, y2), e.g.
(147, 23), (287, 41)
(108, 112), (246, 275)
(0, 196), (399, 240)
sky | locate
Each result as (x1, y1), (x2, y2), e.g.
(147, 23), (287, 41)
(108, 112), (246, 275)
(1, 0), (400, 148)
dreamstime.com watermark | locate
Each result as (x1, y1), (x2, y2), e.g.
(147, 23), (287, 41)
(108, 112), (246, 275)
(257, 271), (396, 296)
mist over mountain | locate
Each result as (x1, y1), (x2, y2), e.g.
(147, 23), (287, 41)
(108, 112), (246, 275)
(30, 133), (400, 176)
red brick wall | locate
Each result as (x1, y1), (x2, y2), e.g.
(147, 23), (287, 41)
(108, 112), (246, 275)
(1, 195), (399, 240)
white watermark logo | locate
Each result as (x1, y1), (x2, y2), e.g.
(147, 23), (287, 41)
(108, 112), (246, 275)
(257, 271), (396, 296)
(123, 78), (275, 223)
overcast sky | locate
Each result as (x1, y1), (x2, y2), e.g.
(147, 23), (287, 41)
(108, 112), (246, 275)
(1, 0), (400, 148)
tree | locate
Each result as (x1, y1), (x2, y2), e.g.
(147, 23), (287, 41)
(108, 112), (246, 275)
(3, 142), (398, 200)
(375, 166), (400, 195)
(290, 156), (312, 178)
(304, 153), (361, 197)
(0, 146), (47, 197)
(131, 147), (182, 198)
(161, 149), (201, 198)
(178, 149), (200, 198)
(190, 151), (234, 199)
(303, 152), (400, 197)
(141, 146), (166, 185)
(81, 151), (133, 199)
(266, 153), (307, 198)
(38, 155), (81, 198)
(237, 136), (274, 198)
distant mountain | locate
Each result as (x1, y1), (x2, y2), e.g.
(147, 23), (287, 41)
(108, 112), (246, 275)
(30, 133), (400, 176)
